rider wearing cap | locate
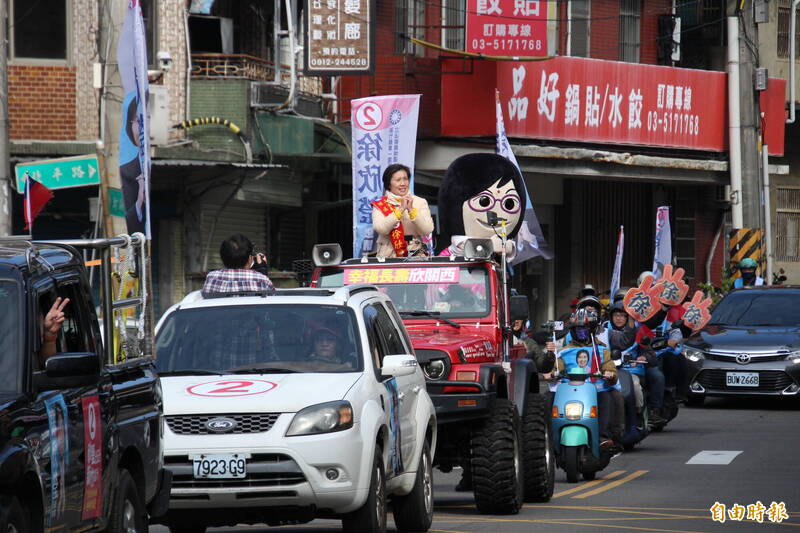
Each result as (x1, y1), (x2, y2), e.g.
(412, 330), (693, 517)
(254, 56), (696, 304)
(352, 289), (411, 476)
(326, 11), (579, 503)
(733, 258), (764, 288)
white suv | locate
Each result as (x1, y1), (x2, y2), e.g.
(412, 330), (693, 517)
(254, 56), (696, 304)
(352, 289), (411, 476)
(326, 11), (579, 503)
(152, 285), (436, 533)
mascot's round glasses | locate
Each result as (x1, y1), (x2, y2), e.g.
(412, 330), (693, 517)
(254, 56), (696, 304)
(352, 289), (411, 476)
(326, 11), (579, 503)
(468, 192), (522, 214)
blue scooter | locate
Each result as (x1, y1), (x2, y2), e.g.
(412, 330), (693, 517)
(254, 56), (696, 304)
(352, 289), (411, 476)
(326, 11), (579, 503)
(551, 367), (612, 483)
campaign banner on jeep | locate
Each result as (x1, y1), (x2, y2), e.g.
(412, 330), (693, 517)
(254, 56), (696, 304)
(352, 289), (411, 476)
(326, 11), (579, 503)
(496, 56), (727, 151)
(351, 94), (420, 257)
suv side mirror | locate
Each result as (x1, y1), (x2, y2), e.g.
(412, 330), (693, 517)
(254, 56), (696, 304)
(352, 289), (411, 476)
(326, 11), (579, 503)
(509, 294), (529, 321)
(381, 354), (418, 378)
(36, 352), (100, 391)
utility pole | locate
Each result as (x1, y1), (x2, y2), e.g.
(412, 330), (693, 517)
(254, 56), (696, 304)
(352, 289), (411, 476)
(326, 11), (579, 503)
(0, 0), (12, 236)
(737, 3), (762, 228)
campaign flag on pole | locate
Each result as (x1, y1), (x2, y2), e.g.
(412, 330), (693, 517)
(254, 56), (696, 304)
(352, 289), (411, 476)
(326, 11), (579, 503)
(23, 172), (54, 231)
(351, 94), (420, 257)
(652, 206), (672, 277)
(117, 0), (151, 238)
(495, 89), (553, 264)
(610, 225), (624, 301)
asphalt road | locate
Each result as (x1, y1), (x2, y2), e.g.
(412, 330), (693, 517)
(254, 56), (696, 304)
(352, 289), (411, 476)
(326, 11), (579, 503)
(150, 395), (800, 533)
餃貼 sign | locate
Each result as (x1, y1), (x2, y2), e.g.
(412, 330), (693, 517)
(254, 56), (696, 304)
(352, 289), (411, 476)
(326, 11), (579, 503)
(304, 0), (373, 75)
(497, 56), (728, 151)
(466, 0), (548, 57)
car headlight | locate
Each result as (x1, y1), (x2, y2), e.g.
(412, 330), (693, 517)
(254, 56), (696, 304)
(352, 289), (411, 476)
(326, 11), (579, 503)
(564, 401), (583, 420)
(684, 348), (705, 362)
(422, 359), (449, 380)
(788, 351), (800, 364)
(286, 401), (353, 437)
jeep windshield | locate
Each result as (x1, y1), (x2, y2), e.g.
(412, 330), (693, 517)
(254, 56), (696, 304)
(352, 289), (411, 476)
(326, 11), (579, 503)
(318, 265), (491, 318)
(0, 280), (22, 393)
(710, 290), (800, 327)
(155, 304), (363, 374)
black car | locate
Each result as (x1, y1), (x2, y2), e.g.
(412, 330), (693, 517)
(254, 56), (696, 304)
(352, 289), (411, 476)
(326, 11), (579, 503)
(0, 237), (170, 533)
(684, 286), (800, 405)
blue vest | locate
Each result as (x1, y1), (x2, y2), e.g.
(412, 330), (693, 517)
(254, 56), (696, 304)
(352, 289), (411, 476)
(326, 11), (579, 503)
(734, 276), (765, 288)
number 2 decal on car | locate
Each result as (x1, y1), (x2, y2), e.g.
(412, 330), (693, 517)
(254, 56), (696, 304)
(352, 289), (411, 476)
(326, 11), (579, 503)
(186, 379), (278, 397)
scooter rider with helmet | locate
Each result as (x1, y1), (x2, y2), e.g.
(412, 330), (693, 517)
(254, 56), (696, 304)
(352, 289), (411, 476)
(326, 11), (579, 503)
(734, 258), (764, 288)
(554, 308), (624, 449)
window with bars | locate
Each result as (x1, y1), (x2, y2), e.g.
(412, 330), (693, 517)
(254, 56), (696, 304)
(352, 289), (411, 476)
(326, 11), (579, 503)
(443, 0), (466, 51)
(778, 0), (800, 58)
(674, 190), (696, 278)
(776, 187), (800, 261)
(568, 0), (590, 57)
(396, 0), (427, 56)
(619, 0), (641, 63)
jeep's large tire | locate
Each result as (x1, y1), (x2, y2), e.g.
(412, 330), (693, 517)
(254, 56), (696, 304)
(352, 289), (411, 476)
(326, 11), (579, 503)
(392, 441), (434, 532)
(105, 469), (147, 533)
(342, 448), (387, 533)
(521, 394), (555, 502)
(470, 398), (524, 515)
(6, 496), (29, 533)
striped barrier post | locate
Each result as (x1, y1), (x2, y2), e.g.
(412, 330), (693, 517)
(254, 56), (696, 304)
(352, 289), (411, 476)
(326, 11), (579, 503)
(729, 228), (764, 280)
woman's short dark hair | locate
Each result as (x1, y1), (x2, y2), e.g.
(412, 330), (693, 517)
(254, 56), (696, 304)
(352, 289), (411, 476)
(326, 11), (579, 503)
(219, 233), (254, 269)
(382, 163), (411, 193)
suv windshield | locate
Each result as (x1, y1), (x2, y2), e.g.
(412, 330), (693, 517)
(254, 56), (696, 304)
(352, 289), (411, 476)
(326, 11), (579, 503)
(319, 265), (491, 318)
(0, 281), (21, 393)
(711, 290), (800, 327)
(155, 304), (363, 374)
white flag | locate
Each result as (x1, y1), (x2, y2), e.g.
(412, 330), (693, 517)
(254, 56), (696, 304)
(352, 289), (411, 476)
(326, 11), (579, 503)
(610, 226), (624, 300)
(495, 89), (553, 264)
(652, 206), (672, 277)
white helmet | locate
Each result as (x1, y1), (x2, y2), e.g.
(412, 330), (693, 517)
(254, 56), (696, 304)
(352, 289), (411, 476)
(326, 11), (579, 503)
(637, 271), (654, 286)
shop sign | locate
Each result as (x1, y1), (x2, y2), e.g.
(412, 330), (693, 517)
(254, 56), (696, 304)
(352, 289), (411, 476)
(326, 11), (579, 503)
(496, 56), (728, 151)
(304, 0), (374, 75)
(465, 0), (548, 57)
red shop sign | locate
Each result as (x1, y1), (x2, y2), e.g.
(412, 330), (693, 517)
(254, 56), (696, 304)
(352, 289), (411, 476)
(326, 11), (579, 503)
(465, 0), (547, 57)
(497, 56), (728, 151)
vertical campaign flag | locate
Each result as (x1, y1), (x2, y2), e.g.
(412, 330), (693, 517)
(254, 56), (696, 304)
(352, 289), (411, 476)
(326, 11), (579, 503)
(652, 206), (672, 276)
(117, 0), (151, 238)
(23, 172), (54, 231)
(610, 226), (624, 301)
(351, 95), (420, 257)
(495, 89), (553, 264)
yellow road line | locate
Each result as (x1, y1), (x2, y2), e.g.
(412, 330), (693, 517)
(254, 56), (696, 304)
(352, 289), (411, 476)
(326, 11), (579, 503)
(539, 519), (711, 533)
(552, 470), (627, 498)
(572, 470), (649, 499)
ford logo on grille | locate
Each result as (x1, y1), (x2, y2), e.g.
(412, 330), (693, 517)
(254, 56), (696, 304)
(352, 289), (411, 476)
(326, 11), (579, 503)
(736, 353), (751, 364)
(206, 417), (237, 432)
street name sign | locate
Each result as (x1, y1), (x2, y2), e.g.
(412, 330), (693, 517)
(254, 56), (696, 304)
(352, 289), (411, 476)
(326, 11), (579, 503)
(15, 154), (101, 191)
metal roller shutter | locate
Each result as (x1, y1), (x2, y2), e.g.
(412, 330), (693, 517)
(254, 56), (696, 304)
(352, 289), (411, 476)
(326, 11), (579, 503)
(201, 202), (268, 271)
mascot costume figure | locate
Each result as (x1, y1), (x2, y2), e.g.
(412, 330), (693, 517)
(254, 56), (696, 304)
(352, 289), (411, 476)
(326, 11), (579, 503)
(437, 153), (527, 257)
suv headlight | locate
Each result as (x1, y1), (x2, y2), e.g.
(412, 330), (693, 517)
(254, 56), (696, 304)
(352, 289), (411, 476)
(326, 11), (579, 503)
(684, 348), (705, 362)
(422, 358), (450, 380)
(788, 351), (800, 364)
(286, 401), (353, 436)
(564, 401), (583, 420)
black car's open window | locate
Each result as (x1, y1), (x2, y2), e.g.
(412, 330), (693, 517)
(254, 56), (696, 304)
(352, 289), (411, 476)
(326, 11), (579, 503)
(0, 280), (22, 393)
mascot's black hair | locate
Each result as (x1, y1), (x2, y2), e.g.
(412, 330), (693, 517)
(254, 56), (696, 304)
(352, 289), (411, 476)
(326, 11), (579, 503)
(436, 153), (527, 253)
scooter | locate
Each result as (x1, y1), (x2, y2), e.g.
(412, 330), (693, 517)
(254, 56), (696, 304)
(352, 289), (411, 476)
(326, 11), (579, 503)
(616, 352), (651, 450)
(551, 367), (612, 483)
(643, 333), (681, 428)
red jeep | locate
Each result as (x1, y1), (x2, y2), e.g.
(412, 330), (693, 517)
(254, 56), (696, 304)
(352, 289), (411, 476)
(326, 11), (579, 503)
(311, 246), (555, 514)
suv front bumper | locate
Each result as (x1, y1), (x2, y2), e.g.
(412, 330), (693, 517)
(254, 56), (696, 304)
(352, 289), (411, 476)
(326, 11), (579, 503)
(163, 416), (369, 515)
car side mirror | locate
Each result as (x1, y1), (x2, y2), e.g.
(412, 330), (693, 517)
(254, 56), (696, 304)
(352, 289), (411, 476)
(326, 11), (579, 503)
(509, 294), (529, 321)
(35, 352), (100, 391)
(381, 354), (418, 378)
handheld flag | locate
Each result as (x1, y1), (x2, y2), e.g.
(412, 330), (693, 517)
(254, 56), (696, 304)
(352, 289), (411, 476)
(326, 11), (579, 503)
(652, 206), (672, 277)
(495, 89), (553, 264)
(23, 172), (54, 231)
(609, 225), (624, 301)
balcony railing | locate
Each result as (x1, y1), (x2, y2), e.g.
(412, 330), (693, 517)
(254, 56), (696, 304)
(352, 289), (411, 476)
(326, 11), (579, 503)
(191, 53), (323, 96)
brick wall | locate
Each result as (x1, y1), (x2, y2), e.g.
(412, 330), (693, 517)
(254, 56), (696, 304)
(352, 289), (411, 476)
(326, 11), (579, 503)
(8, 66), (77, 140)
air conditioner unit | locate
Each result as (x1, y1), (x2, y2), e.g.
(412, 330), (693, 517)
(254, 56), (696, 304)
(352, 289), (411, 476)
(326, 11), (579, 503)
(148, 85), (170, 146)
